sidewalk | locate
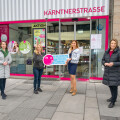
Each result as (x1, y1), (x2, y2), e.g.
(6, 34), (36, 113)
(0, 79), (120, 120)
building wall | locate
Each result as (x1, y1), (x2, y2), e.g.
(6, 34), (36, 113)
(113, 0), (120, 45)
(0, 0), (109, 22)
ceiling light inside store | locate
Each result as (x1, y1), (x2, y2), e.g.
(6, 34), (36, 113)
(77, 30), (83, 34)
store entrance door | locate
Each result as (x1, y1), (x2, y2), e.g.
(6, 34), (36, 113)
(60, 18), (90, 79)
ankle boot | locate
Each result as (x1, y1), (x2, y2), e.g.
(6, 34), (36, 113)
(72, 89), (77, 96)
(70, 88), (74, 93)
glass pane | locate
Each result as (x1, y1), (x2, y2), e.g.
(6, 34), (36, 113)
(9, 23), (46, 75)
(47, 22), (59, 75)
(76, 21), (90, 78)
(9, 23), (33, 74)
(60, 22), (74, 77)
(91, 19), (106, 77)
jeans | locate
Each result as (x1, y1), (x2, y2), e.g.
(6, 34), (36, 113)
(33, 67), (43, 90)
(109, 86), (118, 103)
(0, 78), (6, 95)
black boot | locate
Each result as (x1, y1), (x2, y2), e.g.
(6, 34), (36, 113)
(108, 102), (115, 108)
(107, 97), (112, 102)
(34, 90), (38, 94)
(1, 93), (7, 97)
(37, 88), (42, 92)
(2, 94), (6, 100)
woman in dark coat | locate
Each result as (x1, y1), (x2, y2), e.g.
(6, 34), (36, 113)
(102, 39), (120, 108)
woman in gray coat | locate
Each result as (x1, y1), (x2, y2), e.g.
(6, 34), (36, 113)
(102, 39), (120, 108)
(0, 41), (12, 99)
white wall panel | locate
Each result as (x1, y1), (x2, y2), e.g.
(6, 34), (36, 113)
(0, 0), (109, 22)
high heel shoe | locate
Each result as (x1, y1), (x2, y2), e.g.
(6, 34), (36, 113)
(70, 88), (74, 93)
(72, 89), (77, 96)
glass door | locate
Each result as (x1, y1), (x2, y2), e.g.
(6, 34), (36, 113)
(60, 19), (91, 79)
(90, 18), (107, 79)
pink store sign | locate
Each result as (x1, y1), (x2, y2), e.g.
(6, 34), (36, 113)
(0, 25), (9, 44)
(44, 6), (105, 16)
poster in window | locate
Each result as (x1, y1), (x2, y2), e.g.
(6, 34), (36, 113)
(91, 34), (102, 49)
(34, 28), (45, 47)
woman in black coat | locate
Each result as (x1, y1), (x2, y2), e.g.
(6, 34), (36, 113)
(102, 39), (120, 108)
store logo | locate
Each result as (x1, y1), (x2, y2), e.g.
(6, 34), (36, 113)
(32, 23), (46, 28)
(97, 24), (104, 31)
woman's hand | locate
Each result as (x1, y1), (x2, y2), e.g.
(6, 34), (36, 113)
(104, 63), (109, 66)
(108, 62), (114, 67)
(67, 58), (72, 62)
(104, 62), (114, 67)
(3, 62), (8, 66)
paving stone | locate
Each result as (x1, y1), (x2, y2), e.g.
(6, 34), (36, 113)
(46, 103), (58, 107)
(3, 107), (40, 120)
(0, 112), (7, 120)
(6, 89), (28, 96)
(48, 95), (63, 105)
(54, 88), (67, 96)
(95, 83), (110, 94)
(87, 83), (95, 90)
(57, 93), (85, 114)
(51, 112), (83, 120)
(35, 118), (50, 120)
(85, 97), (98, 108)
(19, 93), (52, 109)
(97, 94), (120, 117)
(14, 84), (33, 90)
(37, 106), (56, 119)
(86, 90), (96, 97)
(84, 107), (100, 120)
(0, 97), (28, 113)
(41, 85), (58, 92)
(101, 116), (117, 120)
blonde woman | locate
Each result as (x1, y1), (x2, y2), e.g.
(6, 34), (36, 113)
(65, 40), (80, 96)
(33, 44), (45, 94)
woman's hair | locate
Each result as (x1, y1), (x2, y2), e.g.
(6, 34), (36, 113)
(69, 40), (79, 53)
(0, 41), (8, 49)
(13, 42), (19, 52)
(34, 44), (43, 54)
(109, 39), (118, 49)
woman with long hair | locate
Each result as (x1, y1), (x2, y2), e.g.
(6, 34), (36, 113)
(102, 39), (120, 108)
(33, 44), (45, 94)
(12, 41), (19, 53)
(0, 41), (12, 99)
(65, 40), (80, 96)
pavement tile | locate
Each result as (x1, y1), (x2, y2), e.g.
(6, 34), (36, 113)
(0, 113), (7, 120)
(57, 93), (85, 114)
(37, 106), (56, 119)
(48, 95), (63, 105)
(97, 94), (120, 117)
(101, 116), (117, 120)
(3, 107), (40, 120)
(35, 118), (50, 120)
(84, 107), (100, 120)
(0, 96), (28, 113)
(86, 89), (96, 97)
(6, 89), (28, 96)
(51, 112), (83, 120)
(19, 93), (52, 109)
(85, 97), (98, 108)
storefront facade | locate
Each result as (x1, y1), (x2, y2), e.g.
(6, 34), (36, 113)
(0, 0), (110, 81)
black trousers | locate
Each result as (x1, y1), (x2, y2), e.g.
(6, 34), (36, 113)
(109, 86), (118, 103)
(0, 78), (6, 95)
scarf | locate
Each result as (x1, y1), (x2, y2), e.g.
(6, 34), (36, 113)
(1, 48), (9, 57)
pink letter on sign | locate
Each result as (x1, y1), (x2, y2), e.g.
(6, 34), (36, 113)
(43, 54), (54, 65)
